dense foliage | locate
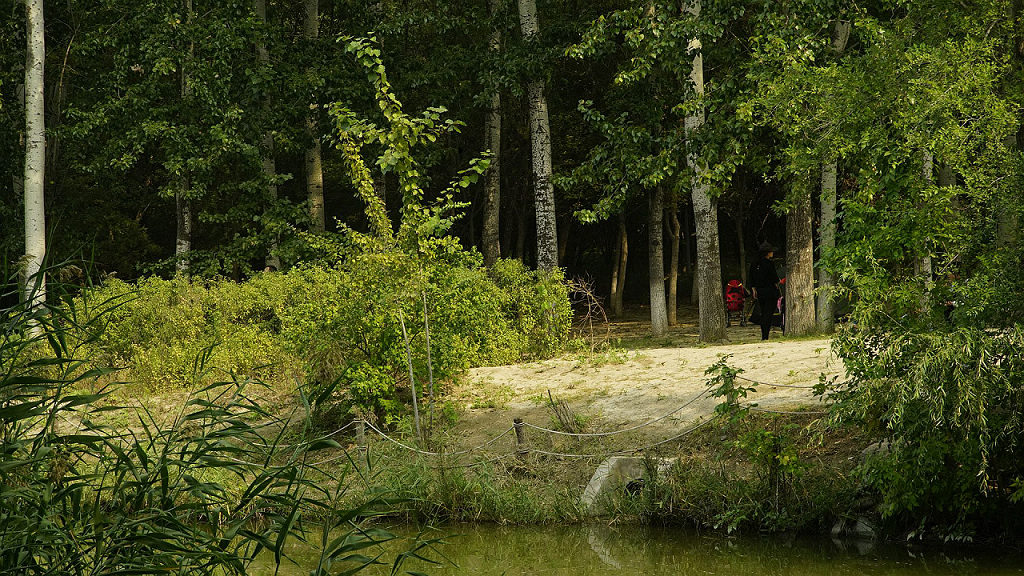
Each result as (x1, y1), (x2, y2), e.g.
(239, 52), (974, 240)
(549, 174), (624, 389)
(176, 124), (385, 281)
(81, 252), (569, 423)
(0, 282), (410, 576)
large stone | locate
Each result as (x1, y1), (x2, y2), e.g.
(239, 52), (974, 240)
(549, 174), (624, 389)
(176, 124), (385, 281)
(580, 456), (677, 515)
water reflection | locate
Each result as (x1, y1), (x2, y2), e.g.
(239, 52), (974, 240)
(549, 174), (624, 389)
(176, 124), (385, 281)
(250, 523), (1024, 575)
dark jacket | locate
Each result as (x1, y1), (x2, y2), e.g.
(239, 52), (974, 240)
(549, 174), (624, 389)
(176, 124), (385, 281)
(749, 256), (780, 301)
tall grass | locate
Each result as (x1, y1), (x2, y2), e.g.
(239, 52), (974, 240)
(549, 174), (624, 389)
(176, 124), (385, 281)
(0, 270), (407, 575)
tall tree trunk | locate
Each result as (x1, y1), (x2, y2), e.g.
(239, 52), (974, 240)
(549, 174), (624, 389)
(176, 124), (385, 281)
(667, 202), (680, 325)
(610, 215), (627, 317)
(305, 0), (325, 232)
(996, 137), (1019, 248)
(818, 161), (837, 332)
(684, 204), (697, 304)
(515, 203), (527, 262)
(23, 0), (46, 308)
(255, 0), (280, 270)
(915, 150), (934, 302)
(786, 184), (815, 336)
(482, 0), (502, 267)
(735, 198), (747, 287)
(684, 0), (725, 341)
(816, 20), (849, 333)
(517, 0), (557, 270)
(176, 0), (193, 275)
(648, 187), (668, 336)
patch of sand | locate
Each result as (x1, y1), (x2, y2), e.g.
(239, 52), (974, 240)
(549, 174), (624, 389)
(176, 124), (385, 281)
(451, 332), (843, 447)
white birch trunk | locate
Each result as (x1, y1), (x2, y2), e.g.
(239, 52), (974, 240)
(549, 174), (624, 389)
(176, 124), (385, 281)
(683, 0), (725, 341)
(786, 185), (815, 336)
(518, 0), (558, 271)
(23, 0), (46, 309)
(482, 0), (502, 267)
(304, 0), (325, 232)
(648, 187), (668, 336)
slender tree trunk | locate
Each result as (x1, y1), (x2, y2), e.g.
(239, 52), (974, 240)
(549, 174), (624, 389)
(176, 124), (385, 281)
(610, 215), (627, 317)
(515, 204), (527, 262)
(684, 204), (697, 304)
(736, 198), (747, 287)
(667, 202), (681, 325)
(786, 184), (815, 336)
(518, 0), (557, 270)
(818, 161), (837, 332)
(684, 0), (725, 341)
(996, 137), (1019, 248)
(176, 0), (193, 275)
(482, 0), (502, 267)
(255, 0), (280, 270)
(648, 187), (668, 336)
(915, 150), (934, 301)
(23, 0), (46, 308)
(816, 20), (849, 332)
(305, 0), (325, 232)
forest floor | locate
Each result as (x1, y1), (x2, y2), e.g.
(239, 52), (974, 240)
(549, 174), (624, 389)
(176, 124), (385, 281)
(445, 304), (842, 451)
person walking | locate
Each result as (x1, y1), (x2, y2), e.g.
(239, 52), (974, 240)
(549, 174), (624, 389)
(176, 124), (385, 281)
(749, 241), (781, 340)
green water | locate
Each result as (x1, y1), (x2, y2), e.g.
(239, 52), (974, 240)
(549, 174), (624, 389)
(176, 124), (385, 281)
(250, 524), (1024, 575)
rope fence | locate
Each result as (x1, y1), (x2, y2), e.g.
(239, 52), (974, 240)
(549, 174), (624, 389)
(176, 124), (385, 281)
(243, 372), (829, 467)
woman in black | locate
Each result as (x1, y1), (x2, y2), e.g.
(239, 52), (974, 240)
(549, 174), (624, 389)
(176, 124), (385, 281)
(749, 241), (781, 340)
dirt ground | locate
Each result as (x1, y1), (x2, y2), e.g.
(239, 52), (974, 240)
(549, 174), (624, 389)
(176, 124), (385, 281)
(448, 305), (843, 447)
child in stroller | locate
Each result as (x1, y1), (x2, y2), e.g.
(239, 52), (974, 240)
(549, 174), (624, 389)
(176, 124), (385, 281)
(724, 280), (748, 327)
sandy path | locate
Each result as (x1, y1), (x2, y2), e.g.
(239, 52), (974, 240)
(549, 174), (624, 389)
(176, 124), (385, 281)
(451, 337), (842, 445)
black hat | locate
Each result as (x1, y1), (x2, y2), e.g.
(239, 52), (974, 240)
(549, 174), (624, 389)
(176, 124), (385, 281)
(758, 241), (777, 253)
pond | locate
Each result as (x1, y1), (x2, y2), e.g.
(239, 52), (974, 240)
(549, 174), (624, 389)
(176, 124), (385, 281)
(249, 524), (1024, 575)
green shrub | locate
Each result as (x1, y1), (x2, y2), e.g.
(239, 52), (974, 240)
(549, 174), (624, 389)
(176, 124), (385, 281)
(76, 248), (572, 425)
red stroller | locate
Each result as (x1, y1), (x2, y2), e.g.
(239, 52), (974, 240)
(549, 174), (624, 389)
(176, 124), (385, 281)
(724, 280), (748, 327)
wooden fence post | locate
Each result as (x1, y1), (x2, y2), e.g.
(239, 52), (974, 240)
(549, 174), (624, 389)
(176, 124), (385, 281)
(513, 417), (528, 459)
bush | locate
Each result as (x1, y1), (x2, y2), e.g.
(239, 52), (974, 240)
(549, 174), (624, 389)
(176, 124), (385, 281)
(77, 246), (572, 425)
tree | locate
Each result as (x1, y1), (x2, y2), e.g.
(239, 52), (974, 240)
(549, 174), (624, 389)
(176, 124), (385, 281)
(648, 186), (668, 335)
(518, 0), (558, 271)
(176, 0), (194, 275)
(23, 0), (45, 307)
(305, 0), (325, 233)
(684, 0), (725, 342)
(482, 0), (502, 267)
(255, 0), (281, 270)
(816, 19), (850, 333)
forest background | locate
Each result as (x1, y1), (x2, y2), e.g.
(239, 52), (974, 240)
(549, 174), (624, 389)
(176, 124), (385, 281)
(3, 0), (1024, 544)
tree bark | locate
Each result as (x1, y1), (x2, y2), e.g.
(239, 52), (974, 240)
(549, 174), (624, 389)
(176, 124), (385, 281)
(610, 215), (627, 317)
(684, 204), (697, 304)
(256, 0), (280, 270)
(557, 217), (570, 266)
(667, 202), (681, 325)
(684, 0), (725, 341)
(23, 0), (46, 308)
(176, 0), (193, 275)
(817, 161), (837, 332)
(305, 0), (325, 232)
(915, 150), (934, 300)
(648, 187), (669, 336)
(786, 185), (815, 336)
(816, 20), (849, 332)
(518, 0), (558, 270)
(735, 197), (747, 287)
(482, 0), (502, 267)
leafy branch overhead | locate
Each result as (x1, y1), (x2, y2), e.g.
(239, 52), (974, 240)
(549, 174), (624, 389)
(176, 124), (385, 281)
(329, 37), (490, 249)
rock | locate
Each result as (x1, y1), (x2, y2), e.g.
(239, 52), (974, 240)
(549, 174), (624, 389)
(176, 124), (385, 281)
(831, 516), (877, 540)
(580, 456), (677, 515)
